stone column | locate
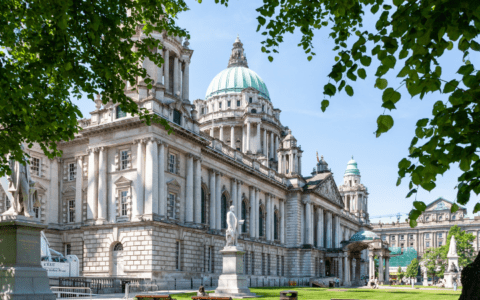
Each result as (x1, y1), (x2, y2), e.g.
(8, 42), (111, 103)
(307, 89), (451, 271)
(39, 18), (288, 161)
(158, 142), (166, 217)
(219, 125), (224, 142)
(133, 140), (144, 220)
(246, 121), (251, 152)
(242, 125), (245, 152)
(210, 170), (216, 229)
(249, 187), (256, 238)
(269, 132), (274, 160)
(173, 56), (179, 96)
(275, 135), (279, 161)
(237, 181), (242, 229)
(280, 199), (285, 244)
(255, 188), (260, 237)
(385, 256), (390, 283)
(230, 126), (235, 149)
(156, 49), (163, 86)
(216, 171), (222, 230)
(145, 138), (158, 217)
(194, 157), (202, 224)
(231, 178), (237, 213)
(282, 155), (286, 173)
(97, 147), (108, 222)
(344, 255), (350, 286)
(183, 60), (189, 101)
(379, 254), (384, 284)
(164, 49), (170, 93)
(266, 194), (270, 241)
(305, 202), (312, 245)
(355, 257), (361, 284)
(75, 156), (83, 223)
(277, 153), (282, 173)
(185, 154), (194, 223)
(326, 212), (332, 248)
(317, 207), (324, 247)
(369, 253), (374, 279)
(263, 129), (267, 156)
(87, 148), (98, 221)
(256, 122), (261, 154)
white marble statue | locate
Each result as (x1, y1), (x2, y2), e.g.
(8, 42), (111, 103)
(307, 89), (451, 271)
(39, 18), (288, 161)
(225, 205), (244, 247)
(3, 150), (36, 217)
(447, 235), (458, 257)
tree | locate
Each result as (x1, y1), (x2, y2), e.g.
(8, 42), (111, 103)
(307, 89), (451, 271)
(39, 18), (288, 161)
(406, 258), (420, 285)
(422, 246), (447, 280)
(443, 225), (476, 268)
(228, 0), (480, 222)
(0, 0), (188, 175)
(397, 266), (404, 283)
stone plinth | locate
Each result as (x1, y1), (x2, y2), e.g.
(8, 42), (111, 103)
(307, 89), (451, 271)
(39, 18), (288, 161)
(214, 246), (256, 298)
(0, 217), (55, 300)
(444, 272), (459, 289)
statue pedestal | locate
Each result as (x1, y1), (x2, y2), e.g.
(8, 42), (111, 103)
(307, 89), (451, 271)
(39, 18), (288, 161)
(214, 246), (256, 298)
(444, 272), (459, 288)
(0, 218), (55, 300)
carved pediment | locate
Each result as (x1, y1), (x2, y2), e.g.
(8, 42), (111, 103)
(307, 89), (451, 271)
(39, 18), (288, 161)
(34, 182), (48, 195)
(114, 176), (133, 188)
(62, 185), (76, 195)
(315, 175), (344, 207)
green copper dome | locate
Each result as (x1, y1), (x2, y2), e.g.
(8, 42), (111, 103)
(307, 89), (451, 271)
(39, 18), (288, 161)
(345, 156), (360, 176)
(205, 66), (271, 101)
(349, 230), (379, 242)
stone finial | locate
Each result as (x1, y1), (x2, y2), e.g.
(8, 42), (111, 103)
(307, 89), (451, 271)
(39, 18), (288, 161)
(95, 94), (102, 110)
(227, 35), (249, 68)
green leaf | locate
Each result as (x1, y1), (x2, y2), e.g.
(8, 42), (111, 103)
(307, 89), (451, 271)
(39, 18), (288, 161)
(393, 0), (404, 6)
(324, 83), (336, 96)
(416, 118), (429, 127)
(471, 41), (480, 51)
(382, 88), (401, 103)
(474, 203), (480, 214)
(398, 158), (411, 169)
(375, 78), (388, 90)
(451, 203), (459, 213)
(421, 181), (436, 191)
(345, 85), (354, 96)
(460, 158), (471, 171)
(409, 219), (418, 228)
(258, 16), (266, 26)
(458, 64), (474, 75)
(376, 114), (394, 136)
(321, 99), (329, 112)
(447, 41), (454, 50)
(360, 56), (372, 66)
(357, 68), (366, 79)
(396, 177), (402, 186)
(413, 201), (427, 211)
(443, 80), (459, 93)
(406, 188), (417, 198)
(409, 209), (421, 220)
(268, 56), (273, 62)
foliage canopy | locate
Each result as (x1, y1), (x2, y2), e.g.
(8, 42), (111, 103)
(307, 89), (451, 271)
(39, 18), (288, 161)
(0, 0), (188, 175)
(234, 0), (480, 224)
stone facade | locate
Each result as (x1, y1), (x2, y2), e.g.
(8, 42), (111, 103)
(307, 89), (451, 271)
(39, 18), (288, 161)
(0, 34), (372, 284)
(372, 197), (480, 258)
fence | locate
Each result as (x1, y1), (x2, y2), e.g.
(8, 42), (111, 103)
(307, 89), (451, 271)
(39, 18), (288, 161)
(50, 287), (92, 300)
(50, 277), (148, 294)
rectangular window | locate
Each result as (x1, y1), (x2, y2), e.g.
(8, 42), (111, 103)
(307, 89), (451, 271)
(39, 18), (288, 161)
(261, 253), (266, 276)
(439, 242), (443, 246)
(168, 193), (176, 219)
(175, 241), (181, 270)
(382, 236), (386, 241)
(249, 97), (253, 103)
(251, 252), (255, 275)
(34, 206), (40, 219)
(400, 243), (404, 248)
(237, 100), (241, 107)
(400, 235), (405, 240)
(168, 154), (176, 173)
(276, 255), (280, 276)
(267, 254), (271, 276)
(31, 157), (40, 176)
(245, 252), (249, 275)
(65, 243), (71, 256)
(426, 242), (430, 247)
(68, 163), (76, 181)
(116, 106), (127, 119)
(219, 102), (222, 109)
(121, 191), (128, 216)
(282, 256), (285, 276)
(227, 101), (231, 107)
(262, 104), (265, 112)
(205, 246), (213, 273)
(68, 200), (75, 223)
(120, 150), (129, 170)
(211, 247), (214, 273)
(452, 215), (456, 220)
(6, 197), (11, 210)
(439, 215), (443, 220)
(438, 232), (443, 238)
(173, 109), (182, 125)
(410, 235), (414, 239)
(392, 236), (396, 241)
(410, 243), (414, 247)
(426, 233), (430, 239)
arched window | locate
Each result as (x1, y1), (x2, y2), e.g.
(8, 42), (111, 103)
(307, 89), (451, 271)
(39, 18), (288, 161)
(259, 207), (264, 237)
(113, 243), (123, 251)
(241, 200), (247, 233)
(221, 194), (228, 229)
(251, 109), (257, 113)
(274, 211), (279, 240)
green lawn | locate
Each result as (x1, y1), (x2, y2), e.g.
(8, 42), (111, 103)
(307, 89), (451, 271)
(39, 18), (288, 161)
(169, 287), (462, 300)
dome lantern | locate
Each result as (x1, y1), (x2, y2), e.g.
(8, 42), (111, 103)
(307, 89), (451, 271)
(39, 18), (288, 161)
(344, 156), (360, 176)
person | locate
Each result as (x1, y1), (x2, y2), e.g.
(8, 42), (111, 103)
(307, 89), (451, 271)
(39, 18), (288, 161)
(453, 280), (458, 292)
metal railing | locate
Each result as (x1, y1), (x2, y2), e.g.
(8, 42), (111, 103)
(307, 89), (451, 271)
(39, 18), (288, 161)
(51, 287), (93, 300)
(124, 283), (159, 300)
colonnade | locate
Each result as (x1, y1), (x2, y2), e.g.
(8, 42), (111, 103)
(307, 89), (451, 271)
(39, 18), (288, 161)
(209, 121), (280, 157)
(86, 138), (202, 224)
(248, 188), (285, 243)
(303, 201), (341, 249)
(368, 252), (390, 284)
(343, 193), (366, 215)
(277, 150), (302, 175)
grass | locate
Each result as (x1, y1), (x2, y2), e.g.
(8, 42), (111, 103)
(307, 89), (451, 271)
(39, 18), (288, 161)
(167, 287), (462, 300)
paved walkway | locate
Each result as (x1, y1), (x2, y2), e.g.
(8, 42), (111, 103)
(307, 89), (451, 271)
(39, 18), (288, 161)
(92, 289), (216, 300)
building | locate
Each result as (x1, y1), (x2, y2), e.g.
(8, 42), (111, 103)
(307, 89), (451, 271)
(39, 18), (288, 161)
(0, 34), (372, 285)
(372, 197), (480, 258)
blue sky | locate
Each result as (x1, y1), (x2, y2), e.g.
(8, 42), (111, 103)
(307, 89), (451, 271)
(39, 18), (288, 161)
(71, 0), (478, 222)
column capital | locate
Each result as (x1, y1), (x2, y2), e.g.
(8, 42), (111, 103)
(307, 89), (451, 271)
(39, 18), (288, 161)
(133, 138), (145, 145)
(187, 153), (194, 158)
(75, 155), (85, 161)
(193, 155), (202, 162)
(302, 198), (312, 205)
(87, 147), (99, 154)
(231, 178), (237, 183)
(210, 168), (218, 174)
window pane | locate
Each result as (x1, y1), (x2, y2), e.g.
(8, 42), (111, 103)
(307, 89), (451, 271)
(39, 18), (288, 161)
(173, 110), (182, 125)
(116, 106), (127, 119)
